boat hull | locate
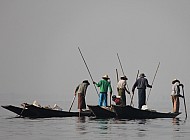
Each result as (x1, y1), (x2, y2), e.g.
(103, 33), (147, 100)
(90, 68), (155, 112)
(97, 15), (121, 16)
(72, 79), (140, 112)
(1, 105), (35, 118)
(112, 105), (181, 119)
(1, 104), (93, 118)
(87, 105), (116, 118)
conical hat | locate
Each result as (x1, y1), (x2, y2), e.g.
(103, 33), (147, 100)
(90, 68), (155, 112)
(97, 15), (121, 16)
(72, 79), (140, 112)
(102, 74), (110, 79)
(121, 75), (128, 80)
(172, 79), (180, 84)
(83, 80), (90, 85)
(139, 73), (146, 77)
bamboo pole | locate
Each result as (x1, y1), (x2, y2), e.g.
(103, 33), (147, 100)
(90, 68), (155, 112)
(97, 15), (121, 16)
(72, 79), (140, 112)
(130, 70), (139, 106)
(78, 47), (99, 96)
(146, 62), (160, 103)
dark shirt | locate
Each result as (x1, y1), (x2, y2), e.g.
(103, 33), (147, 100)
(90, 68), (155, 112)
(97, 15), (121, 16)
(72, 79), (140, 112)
(132, 77), (152, 92)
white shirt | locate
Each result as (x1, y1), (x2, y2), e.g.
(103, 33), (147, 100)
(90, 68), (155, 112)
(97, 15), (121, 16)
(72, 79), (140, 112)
(171, 82), (180, 96)
(117, 80), (126, 89)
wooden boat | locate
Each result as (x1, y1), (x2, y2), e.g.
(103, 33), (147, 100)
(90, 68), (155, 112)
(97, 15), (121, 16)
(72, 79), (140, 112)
(1, 105), (35, 118)
(87, 105), (116, 118)
(1, 103), (93, 118)
(112, 105), (181, 119)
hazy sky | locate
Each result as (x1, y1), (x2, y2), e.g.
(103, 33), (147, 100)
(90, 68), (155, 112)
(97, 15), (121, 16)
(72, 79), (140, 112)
(0, 0), (189, 111)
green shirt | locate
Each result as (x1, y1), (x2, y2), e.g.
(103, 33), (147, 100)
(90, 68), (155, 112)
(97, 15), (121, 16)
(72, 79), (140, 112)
(96, 79), (112, 93)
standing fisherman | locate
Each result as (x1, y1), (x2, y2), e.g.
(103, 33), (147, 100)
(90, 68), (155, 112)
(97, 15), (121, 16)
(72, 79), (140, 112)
(93, 75), (112, 107)
(117, 76), (130, 106)
(132, 73), (152, 109)
(171, 79), (184, 113)
(75, 80), (90, 112)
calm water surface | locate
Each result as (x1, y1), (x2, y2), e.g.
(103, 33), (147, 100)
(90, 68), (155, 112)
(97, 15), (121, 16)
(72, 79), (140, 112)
(0, 99), (190, 140)
(0, 110), (190, 140)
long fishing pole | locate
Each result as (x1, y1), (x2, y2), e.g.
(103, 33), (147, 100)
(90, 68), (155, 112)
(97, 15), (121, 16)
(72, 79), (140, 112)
(116, 53), (130, 92)
(116, 53), (132, 102)
(146, 62), (160, 103)
(78, 47), (99, 96)
(116, 69), (119, 82)
(181, 85), (187, 119)
(69, 94), (76, 112)
(130, 69), (139, 106)
(117, 53), (125, 76)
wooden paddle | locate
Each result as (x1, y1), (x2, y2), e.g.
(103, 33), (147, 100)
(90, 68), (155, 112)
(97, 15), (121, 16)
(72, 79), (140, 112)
(69, 95), (76, 112)
(181, 85), (187, 119)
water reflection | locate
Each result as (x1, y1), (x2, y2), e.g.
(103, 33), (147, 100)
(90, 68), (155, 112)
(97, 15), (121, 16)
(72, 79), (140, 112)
(172, 118), (187, 126)
(137, 130), (146, 138)
(172, 118), (183, 139)
(113, 119), (127, 124)
(76, 117), (87, 135)
(75, 117), (189, 139)
(77, 116), (86, 123)
(89, 118), (110, 134)
(136, 119), (148, 138)
(172, 118), (180, 125)
(137, 119), (148, 125)
(97, 119), (109, 131)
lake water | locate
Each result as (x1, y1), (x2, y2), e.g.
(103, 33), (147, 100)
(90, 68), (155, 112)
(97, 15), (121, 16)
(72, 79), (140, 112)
(1, 100), (190, 140)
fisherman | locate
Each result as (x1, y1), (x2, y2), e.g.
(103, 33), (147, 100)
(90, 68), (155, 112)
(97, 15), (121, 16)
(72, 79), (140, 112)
(171, 79), (184, 113)
(132, 73), (152, 109)
(117, 75), (130, 106)
(75, 80), (90, 112)
(112, 95), (122, 105)
(93, 75), (112, 107)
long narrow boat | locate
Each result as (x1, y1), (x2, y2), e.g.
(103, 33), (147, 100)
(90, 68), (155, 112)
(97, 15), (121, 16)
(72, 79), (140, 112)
(112, 105), (181, 119)
(1, 105), (35, 118)
(1, 104), (93, 118)
(87, 105), (116, 118)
